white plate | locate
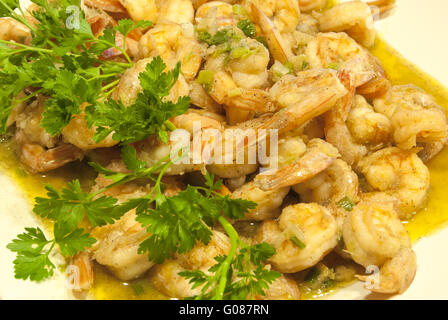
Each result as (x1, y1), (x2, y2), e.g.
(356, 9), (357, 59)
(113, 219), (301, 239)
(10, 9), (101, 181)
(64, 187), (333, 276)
(1, 0), (447, 300)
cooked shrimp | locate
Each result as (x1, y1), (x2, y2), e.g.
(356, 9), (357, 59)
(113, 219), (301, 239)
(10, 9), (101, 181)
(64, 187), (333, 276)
(151, 230), (231, 298)
(118, 0), (158, 23)
(318, 1), (376, 47)
(67, 252), (95, 292)
(255, 274), (301, 300)
(357, 247), (417, 294)
(259, 69), (348, 136)
(14, 95), (59, 149)
(13, 95), (85, 173)
(358, 147), (430, 219)
(324, 73), (369, 167)
(296, 13), (319, 35)
(19, 143), (84, 173)
(342, 199), (416, 294)
(188, 80), (224, 114)
(226, 37), (271, 90)
(158, 0), (195, 25)
(373, 85), (448, 159)
(250, 2), (294, 63)
(298, 0), (327, 13)
(206, 70), (273, 123)
(91, 173), (185, 280)
(84, 8), (140, 59)
(115, 57), (190, 106)
(84, 0), (127, 13)
(134, 111), (225, 175)
(0, 17), (31, 44)
(346, 95), (392, 147)
(256, 203), (338, 273)
(138, 22), (204, 80)
(243, 0), (300, 33)
(293, 159), (359, 227)
(92, 210), (154, 281)
(203, 39), (273, 123)
(62, 104), (118, 150)
(306, 32), (389, 93)
(254, 138), (340, 191)
(195, 1), (239, 31)
(232, 181), (290, 220)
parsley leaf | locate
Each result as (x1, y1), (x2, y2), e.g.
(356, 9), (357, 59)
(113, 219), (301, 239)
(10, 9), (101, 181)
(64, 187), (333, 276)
(7, 228), (55, 281)
(87, 57), (190, 144)
(34, 180), (121, 230)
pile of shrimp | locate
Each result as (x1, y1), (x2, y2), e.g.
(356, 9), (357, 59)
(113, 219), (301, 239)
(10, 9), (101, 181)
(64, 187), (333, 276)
(4, 0), (447, 299)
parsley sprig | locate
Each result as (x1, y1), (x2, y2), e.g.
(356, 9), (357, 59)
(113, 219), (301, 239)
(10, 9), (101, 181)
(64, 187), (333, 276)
(86, 57), (190, 144)
(0, 0), (151, 135)
(7, 144), (171, 281)
(132, 173), (280, 300)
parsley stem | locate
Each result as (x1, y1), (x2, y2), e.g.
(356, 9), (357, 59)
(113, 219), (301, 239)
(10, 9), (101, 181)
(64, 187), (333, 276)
(215, 216), (239, 300)
(12, 88), (44, 105)
(0, 40), (52, 53)
(102, 86), (118, 99)
(164, 120), (177, 131)
(95, 39), (133, 65)
(101, 79), (120, 92)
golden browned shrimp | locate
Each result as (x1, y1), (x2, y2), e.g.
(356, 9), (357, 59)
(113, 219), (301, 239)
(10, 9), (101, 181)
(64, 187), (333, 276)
(201, 36), (273, 124)
(151, 230), (231, 298)
(293, 159), (359, 227)
(324, 73), (369, 167)
(373, 85), (448, 160)
(62, 104), (118, 151)
(138, 22), (204, 80)
(260, 69), (348, 136)
(256, 203), (338, 273)
(250, 2), (295, 64)
(232, 181), (290, 220)
(19, 143), (84, 173)
(90, 172), (185, 281)
(254, 138), (340, 191)
(158, 0), (195, 25)
(115, 57), (190, 107)
(13, 95), (84, 173)
(318, 1), (376, 47)
(242, 0), (300, 34)
(358, 147), (430, 219)
(342, 199), (417, 294)
(0, 17), (31, 44)
(298, 0), (327, 13)
(305, 32), (389, 96)
(118, 0), (158, 23)
(346, 95), (392, 147)
(255, 274), (301, 300)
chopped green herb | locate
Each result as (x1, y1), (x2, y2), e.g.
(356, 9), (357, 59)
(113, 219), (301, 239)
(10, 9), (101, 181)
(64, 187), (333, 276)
(304, 266), (321, 283)
(336, 196), (356, 212)
(302, 60), (310, 71)
(290, 236), (306, 249)
(327, 62), (340, 70)
(197, 70), (215, 92)
(337, 233), (345, 250)
(237, 19), (256, 38)
(131, 283), (145, 296)
(231, 46), (253, 59)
